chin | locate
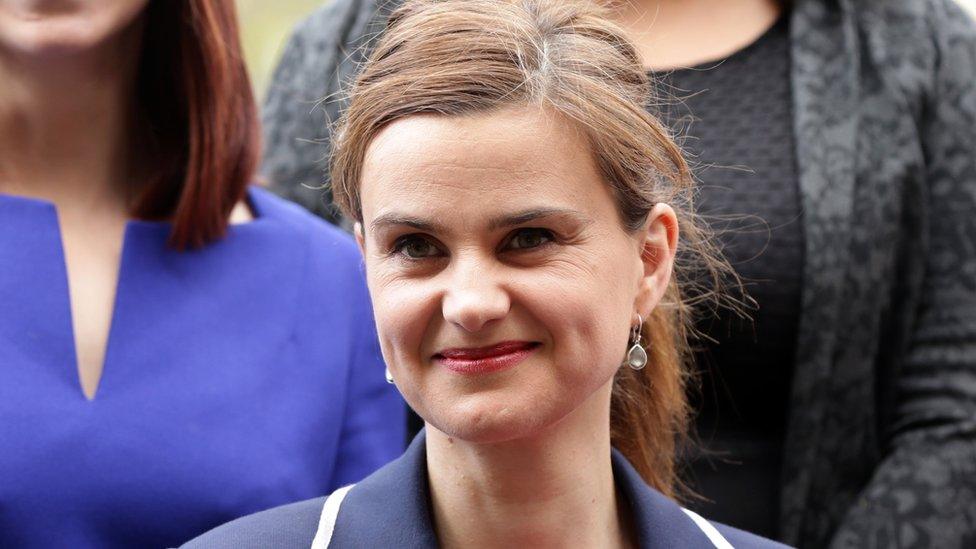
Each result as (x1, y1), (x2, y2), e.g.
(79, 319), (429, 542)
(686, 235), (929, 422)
(425, 392), (571, 445)
(8, 32), (100, 56)
(0, 2), (146, 58)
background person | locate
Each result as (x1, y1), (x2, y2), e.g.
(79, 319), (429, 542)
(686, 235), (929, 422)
(185, 1), (788, 545)
(260, 0), (976, 546)
(0, 1), (404, 547)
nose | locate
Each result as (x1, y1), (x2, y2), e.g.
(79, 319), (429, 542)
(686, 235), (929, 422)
(441, 259), (511, 333)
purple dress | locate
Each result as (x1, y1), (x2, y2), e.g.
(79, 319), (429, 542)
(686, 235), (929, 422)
(0, 186), (405, 548)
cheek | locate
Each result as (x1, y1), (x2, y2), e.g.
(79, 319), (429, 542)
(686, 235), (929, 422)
(367, 270), (438, 370)
(538, 292), (631, 377)
(517, 248), (639, 382)
(366, 271), (448, 421)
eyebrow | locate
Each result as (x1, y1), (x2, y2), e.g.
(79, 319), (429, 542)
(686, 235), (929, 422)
(369, 214), (446, 234)
(368, 207), (591, 234)
(486, 207), (592, 230)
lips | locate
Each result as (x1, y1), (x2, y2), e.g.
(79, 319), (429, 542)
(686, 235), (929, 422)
(433, 341), (540, 375)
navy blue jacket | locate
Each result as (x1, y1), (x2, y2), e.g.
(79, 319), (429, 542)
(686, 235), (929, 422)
(183, 433), (789, 548)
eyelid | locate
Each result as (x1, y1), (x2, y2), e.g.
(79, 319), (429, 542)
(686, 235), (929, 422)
(501, 227), (556, 251)
(391, 233), (444, 259)
(386, 227), (558, 258)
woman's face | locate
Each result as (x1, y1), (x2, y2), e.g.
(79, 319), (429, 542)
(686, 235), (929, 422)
(358, 105), (676, 443)
(0, 0), (149, 56)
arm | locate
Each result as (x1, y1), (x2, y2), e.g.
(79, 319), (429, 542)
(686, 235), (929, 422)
(329, 263), (406, 489)
(830, 2), (976, 547)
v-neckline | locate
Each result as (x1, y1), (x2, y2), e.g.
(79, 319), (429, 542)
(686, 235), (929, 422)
(66, 218), (129, 401)
(0, 188), (266, 401)
(0, 193), (165, 401)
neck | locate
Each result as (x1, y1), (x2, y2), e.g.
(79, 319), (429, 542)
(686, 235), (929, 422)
(605, 0), (782, 71)
(426, 382), (634, 549)
(0, 15), (145, 215)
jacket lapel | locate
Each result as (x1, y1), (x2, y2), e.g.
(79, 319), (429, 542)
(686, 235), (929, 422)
(611, 450), (720, 548)
(780, 0), (860, 543)
(330, 436), (721, 548)
(329, 433), (439, 548)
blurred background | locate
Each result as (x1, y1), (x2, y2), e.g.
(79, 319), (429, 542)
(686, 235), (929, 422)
(237, 0), (322, 101)
(238, 0), (976, 102)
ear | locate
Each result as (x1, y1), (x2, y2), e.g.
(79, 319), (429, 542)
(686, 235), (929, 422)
(635, 203), (679, 319)
(354, 222), (366, 255)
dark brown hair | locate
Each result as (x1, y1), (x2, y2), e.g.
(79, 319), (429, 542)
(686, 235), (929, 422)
(134, 0), (259, 248)
(331, 0), (735, 497)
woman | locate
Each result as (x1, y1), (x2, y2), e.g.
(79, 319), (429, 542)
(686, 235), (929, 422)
(185, 1), (786, 547)
(0, 1), (403, 547)
(262, 0), (976, 546)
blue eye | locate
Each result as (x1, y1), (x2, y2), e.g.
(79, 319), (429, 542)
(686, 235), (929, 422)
(505, 228), (554, 250)
(394, 235), (441, 259)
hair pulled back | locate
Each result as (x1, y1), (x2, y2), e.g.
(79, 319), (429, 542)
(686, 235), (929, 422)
(331, 0), (732, 498)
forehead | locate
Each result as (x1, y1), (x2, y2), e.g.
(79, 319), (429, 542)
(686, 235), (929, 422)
(359, 105), (618, 224)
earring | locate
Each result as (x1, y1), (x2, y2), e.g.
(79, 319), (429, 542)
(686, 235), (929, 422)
(385, 367), (395, 384)
(625, 314), (648, 370)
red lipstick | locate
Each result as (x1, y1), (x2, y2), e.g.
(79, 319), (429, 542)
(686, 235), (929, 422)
(433, 341), (539, 375)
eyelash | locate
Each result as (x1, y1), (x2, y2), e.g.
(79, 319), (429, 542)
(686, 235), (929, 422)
(503, 227), (556, 251)
(390, 228), (556, 260)
(391, 235), (442, 260)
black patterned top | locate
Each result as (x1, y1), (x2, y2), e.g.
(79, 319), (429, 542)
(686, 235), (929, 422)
(653, 14), (802, 538)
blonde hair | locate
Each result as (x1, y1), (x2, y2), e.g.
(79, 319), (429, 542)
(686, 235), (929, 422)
(330, 0), (733, 498)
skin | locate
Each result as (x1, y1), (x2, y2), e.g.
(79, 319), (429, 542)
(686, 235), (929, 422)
(606, 0), (783, 70)
(356, 105), (678, 549)
(0, 1), (250, 400)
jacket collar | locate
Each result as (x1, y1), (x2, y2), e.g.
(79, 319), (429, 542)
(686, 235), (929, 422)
(329, 431), (717, 548)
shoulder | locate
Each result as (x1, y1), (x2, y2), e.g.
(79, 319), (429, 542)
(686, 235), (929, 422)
(852, 0), (975, 27)
(609, 449), (787, 547)
(180, 496), (324, 549)
(289, 0), (372, 43)
(710, 520), (793, 548)
(245, 186), (371, 314)
(280, 0), (381, 62)
(294, 0), (375, 35)
(247, 186), (361, 266)
(850, 0), (976, 76)
(676, 507), (791, 549)
(183, 437), (428, 549)
(826, 0), (976, 117)
(264, 0), (389, 110)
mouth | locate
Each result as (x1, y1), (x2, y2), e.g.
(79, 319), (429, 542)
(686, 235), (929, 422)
(432, 341), (541, 375)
